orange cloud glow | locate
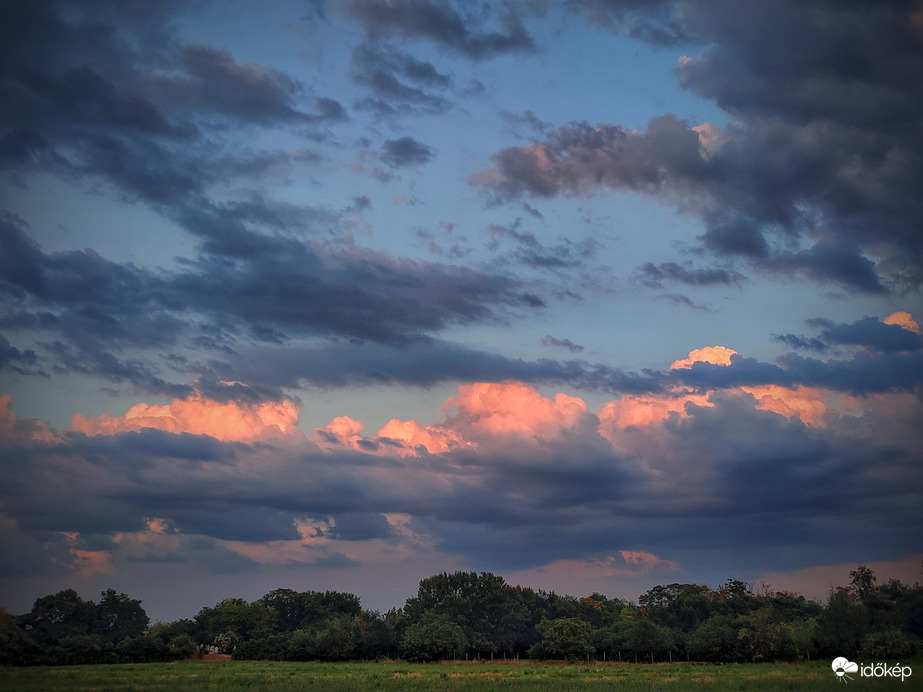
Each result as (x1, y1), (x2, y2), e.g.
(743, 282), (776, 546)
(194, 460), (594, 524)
(312, 415), (365, 450)
(71, 395), (300, 442)
(742, 385), (828, 427)
(313, 382), (591, 456)
(597, 392), (712, 431)
(884, 310), (921, 334)
(670, 345), (737, 369)
(58, 532), (115, 577)
(444, 382), (588, 438)
(375, 418), (464, 455)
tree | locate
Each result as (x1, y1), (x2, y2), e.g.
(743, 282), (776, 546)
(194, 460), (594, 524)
(688, 615), (745, 662)
(403, 571), (529, 656)
(96, 588), (149, 643)
(528, 617), (593, 662)
(20, 589), (95, 644)
(194, 598), (274, 644)
(626, 617), (675, 662)
(401, 612), (467, 662)
(850, 565), (877, 602)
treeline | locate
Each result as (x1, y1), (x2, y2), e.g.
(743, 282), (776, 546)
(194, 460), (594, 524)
(2, 566), (921, 666)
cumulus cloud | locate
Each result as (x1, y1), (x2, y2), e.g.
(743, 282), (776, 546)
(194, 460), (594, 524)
(71, 394), (301, 442)
(1, 333), (921, 587)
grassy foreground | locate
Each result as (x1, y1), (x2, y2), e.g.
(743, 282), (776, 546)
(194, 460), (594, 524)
(0, 659), (915, 691)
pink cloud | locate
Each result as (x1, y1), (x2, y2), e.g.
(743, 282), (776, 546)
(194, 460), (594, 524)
(57, 532), (115, 578)
(71, 395), (301, 442)
(375, 418), (465, 455)
(312, 415), (365, 450)
(444, 381), (589, 439)
(312, 382), (593, 456)
(597, 392), (712, 433)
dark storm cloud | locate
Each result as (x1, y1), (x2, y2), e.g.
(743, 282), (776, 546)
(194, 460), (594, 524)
(667, 348), (923, 397)
(818, 316), (923, 353)
(472, 0), (923, 292)
(1, 209), (555, 389)
(380, 136), (434, 167)
(0, 0), (344, 208)
(227, 317), (923, 398)
(230, 339), (656, 394)
(772, 333), (828, 353)
(0, 334), (39, 373)
(777, 351), (923, 396)
(339, 0), (535, 60)
(775, 314), (923, 357)
(0, 1), (572, 395)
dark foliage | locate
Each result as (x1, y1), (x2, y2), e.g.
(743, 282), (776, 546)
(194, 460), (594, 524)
(3, 565), (921, 665)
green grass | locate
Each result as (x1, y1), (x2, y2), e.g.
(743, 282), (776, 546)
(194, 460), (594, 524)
(0, 659), (916, 691)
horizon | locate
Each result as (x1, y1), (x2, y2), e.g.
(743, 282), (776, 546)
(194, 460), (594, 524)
(1, 1), (921, 627)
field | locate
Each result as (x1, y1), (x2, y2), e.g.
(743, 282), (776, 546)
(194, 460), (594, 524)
(1, 659), (917, 691)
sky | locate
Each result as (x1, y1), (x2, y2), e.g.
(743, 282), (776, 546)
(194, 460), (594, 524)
(1, 0), (922, 623)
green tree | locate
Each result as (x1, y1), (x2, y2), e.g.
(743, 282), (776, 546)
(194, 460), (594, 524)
(689, 614), (745, 662)
(849, 565), (877, 602)
(194, 598), (274, 644)
(168, 633), (199, 659)
(815, 588), (872, 657)
(626, 617), (676, 662)
(20, 589), (95, 644)
(591, 619), (633, 661)
(403, 571), (529, 656)
(401, 612), (467, 662)
(312, 615), (360, 660)
(639, 583), (712, 633)
(528, 617), (593, 662)
(95, 588), (149, 643)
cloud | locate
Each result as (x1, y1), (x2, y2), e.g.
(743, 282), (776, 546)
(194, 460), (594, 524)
(636, 261), (745, 289)
(818, 315), (923, 353)
(540, 335), (584, 353)
(71, 394), (301, 442)
(884, 311), (922, 335)
(339, 0), (535, 60)
(1, 334), (920, 585)
(1, 207), (560, 393)
(470, 0), (923, 292)
(380, 136), (434, 167)
(351, 41), (452, 115)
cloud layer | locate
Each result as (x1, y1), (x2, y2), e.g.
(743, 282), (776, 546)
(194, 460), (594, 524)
(1, 0), (921, 618)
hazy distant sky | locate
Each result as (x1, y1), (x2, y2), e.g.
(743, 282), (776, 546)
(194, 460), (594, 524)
(1, 0), (921, 622)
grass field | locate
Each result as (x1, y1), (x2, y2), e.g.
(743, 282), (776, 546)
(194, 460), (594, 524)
(0, 659), (916, 691)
